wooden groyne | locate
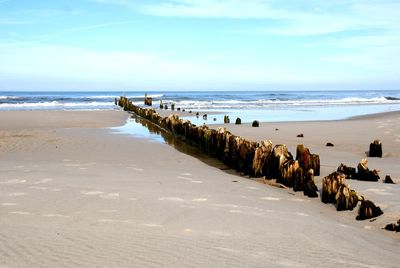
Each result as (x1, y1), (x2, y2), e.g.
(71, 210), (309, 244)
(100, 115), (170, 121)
(118, 96), (319, 198)
(117, 96), (386, 221)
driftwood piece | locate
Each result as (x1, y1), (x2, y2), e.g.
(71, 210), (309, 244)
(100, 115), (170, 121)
(322, 172), (346, 203)
(356, 200), (383, 220)
(252, 140), (272, 177)
(357, 158), (380, 181)
(337, 163), (357, 180)
(369, 139), (382, 157)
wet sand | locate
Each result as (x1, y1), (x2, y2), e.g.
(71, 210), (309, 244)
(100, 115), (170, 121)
(0, 110), (399, 267)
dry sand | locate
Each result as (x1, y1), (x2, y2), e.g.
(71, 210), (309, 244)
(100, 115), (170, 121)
(0, 110), (399, 267)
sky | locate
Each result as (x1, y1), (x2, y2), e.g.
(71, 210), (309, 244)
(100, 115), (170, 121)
(0, 0), (399, 91)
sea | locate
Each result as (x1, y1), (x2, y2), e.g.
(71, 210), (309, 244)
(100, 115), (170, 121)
(1, 90), (400, 124)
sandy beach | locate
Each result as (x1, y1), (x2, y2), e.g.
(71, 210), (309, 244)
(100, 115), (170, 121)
(1, 110), (399, 267)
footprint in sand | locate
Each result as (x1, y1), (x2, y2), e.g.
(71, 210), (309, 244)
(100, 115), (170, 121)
(0, 179), (26, 184)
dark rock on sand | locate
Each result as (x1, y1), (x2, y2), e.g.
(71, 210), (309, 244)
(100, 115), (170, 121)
(326, 142), (334, 147)
(235, 117), (241, 125)
(252, 120), (259, 127)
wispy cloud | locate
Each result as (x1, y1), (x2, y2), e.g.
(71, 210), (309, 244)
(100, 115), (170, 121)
(0, 18), (32, 25)
(137, 0), (400, 37)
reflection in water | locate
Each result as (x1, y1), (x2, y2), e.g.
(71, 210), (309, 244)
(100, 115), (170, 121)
(112, 114), (233, 171)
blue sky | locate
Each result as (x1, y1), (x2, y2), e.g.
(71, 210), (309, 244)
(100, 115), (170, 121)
(0, 0), (399, 91)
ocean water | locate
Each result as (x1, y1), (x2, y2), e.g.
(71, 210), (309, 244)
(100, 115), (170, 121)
(1, 90), (400, 123)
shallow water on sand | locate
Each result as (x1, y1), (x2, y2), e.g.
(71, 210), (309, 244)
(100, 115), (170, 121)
(111, 115), (233, 171)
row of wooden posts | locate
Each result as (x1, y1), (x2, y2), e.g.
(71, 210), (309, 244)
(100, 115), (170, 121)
(118, 96), (320, 197)
(117, 96), (385, 220)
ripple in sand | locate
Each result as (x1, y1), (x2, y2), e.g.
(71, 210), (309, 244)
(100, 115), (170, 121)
(81, 190), (103, 196)
(64, 163), (81, 167)
(128, 197), (137, 201)
(276, 259), (306, 267)
(2, 203), (17, 206)
(295, 212), (309, 217)
(191, 180), (203, 184)
(183, 228), (192, 233)
(42, 214), (69, 218)
(246, 186), (259, 190)
(98, 219), (131, 223)
(215, 204), (239, 208)
(29, 186), (47, 190)
(100, 193), (119, 199)
(176, 176), (192, 181)
(229, 210), (243, 213)
(143, 223), (163, 228)
(192, 198), (207, 202)
(260, 197), (280, 201)
(0, 179), (26, 184)
(365, 188), (392, 196)
(98, 209), (118, 213)
(159, 197), (185, 202)
(9, 211), (34, 215)
(182, 173), (192, 176)
(9, 192), (26, 196)
(34, 178), (52, 184)
(213, 247), (240, 253)
(51, 188), (63, 192)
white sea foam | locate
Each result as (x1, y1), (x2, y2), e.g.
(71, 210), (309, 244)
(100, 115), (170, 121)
(169, 97), (400, 109)
(0, 101), (115, 109)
